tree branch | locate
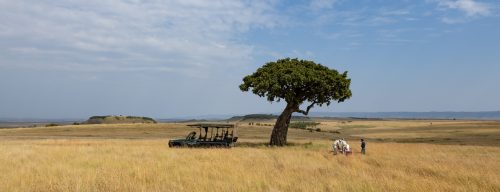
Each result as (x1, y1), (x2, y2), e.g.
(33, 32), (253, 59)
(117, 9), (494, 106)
(296, 102), (317, 116)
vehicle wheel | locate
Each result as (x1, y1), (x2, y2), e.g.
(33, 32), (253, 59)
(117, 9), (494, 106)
(170, 143), (182, 148)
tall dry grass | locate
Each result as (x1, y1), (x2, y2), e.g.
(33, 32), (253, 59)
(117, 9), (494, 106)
(0, 139), (498, 192)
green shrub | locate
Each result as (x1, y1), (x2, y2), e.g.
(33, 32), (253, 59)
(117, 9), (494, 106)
(289, 121), (320, 129)
(89, 116), (107, 120)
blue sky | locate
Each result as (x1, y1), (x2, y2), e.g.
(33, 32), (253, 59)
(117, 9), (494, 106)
(0, 0), (499, 119)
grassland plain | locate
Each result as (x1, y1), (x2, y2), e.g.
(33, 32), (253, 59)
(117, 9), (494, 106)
(0, 120), (499, 191)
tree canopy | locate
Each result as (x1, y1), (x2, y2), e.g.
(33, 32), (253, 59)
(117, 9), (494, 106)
(239, 58), (352, 115)
(240, 58), (352, 146)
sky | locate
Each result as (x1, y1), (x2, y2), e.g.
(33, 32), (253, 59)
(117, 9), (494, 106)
(1, 0), (499, 119)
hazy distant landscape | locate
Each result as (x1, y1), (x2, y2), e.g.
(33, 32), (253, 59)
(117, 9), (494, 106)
(3, 111), (500, 129)
(164, 111), (500, 122)
(309, 111), (500, 120)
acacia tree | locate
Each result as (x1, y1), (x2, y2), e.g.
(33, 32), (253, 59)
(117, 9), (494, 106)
(239, 58), (352, 146)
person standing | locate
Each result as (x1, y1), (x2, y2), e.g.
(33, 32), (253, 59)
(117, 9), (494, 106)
(361, 139), (366, 155)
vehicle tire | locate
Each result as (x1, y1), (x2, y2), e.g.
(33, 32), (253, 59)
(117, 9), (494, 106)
(169, 143), (182, 148)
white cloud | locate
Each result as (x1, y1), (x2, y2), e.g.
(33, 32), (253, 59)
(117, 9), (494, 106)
(0, 0), (279, 75)
(441, 17), (466, 24)
(436, 0), (491, 16)
(310, 0), (338, 10)
(380, 9), (411, 16)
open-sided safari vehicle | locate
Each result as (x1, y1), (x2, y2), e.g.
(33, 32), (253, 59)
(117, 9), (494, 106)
(168, 124), (238, 148)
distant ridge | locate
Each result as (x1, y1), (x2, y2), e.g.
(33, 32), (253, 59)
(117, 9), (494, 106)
(158, 111), (500, 122)
(3, 111), (499, 123)
(308, 111), (500, 120)
(85, 115), (157, 124)
(227, 114), (311, 121)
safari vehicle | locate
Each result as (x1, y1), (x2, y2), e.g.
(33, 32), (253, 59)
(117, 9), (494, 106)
(168, 123), (238, 148)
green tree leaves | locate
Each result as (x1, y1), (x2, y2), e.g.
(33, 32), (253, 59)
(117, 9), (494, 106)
(240, 58), (352, 115)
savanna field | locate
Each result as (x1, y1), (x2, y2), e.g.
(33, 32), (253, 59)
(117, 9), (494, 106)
(0, 120), (499, 192)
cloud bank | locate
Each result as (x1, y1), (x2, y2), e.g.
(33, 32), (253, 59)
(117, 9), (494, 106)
(0, 0), (279, 75)
(437, 0), (491, 16)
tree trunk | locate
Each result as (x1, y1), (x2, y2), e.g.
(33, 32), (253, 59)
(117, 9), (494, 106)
(270, 103), (296, 146)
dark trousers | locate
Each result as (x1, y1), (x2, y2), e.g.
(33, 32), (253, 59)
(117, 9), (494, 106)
(361, 148), (366, 155)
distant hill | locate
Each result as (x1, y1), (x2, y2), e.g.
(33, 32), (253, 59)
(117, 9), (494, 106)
(309, 111), (500, 120)
(85, 116), (157, 124)
(227, 114), (310, 121)
(228, 114), (276, 121)
(225, 111), (500, 121)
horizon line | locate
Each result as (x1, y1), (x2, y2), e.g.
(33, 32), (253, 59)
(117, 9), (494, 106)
(1, 110), (500, 120)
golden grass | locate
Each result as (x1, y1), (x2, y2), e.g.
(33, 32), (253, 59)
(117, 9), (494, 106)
(355, 127), (500, 139)
(0, 122), (336, 142)
(315, 119), (487, 132)
(0, 120), (499, 191)
(0, 139), (498, 192)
